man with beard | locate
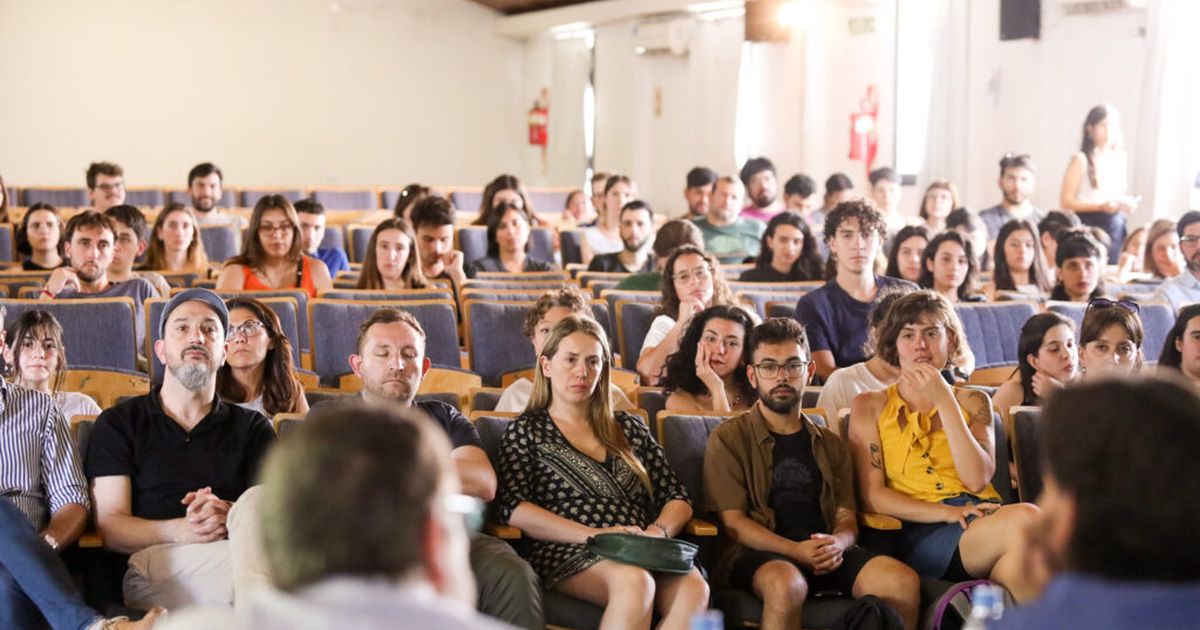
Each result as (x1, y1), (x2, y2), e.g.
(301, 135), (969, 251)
(40, 211), (159, 350)
(740, 157), (784, 222)
(979, 154), (1046, 243)
(281, 308), (541, 628)
(993, 376), (1200, 629)
(704, 317), (920, 630)
(683, 166), (716, 220)
(86, 289), (276, 609)
(187, 162), (247, 251)
(693, 176), (766, 265)
(586, 200), (656, 273)
(1152, 211), (1200, 313)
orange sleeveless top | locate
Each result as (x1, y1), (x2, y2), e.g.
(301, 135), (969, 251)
(241, 256), (318, 298)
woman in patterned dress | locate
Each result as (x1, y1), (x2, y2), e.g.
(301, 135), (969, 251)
(496, 315), (710, 630)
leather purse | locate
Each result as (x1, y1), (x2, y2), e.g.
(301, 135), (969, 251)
(585, 532), (699, 574)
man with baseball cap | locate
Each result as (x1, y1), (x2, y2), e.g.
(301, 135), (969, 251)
(85, 289), (276, 610)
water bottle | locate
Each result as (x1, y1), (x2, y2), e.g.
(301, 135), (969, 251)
(690, 609), (724, 630)
(963, 583), (1004, 629)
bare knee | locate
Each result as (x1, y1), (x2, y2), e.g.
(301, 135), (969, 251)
(755, 560), (808, 608)
(606, 564), (656, 610)
(854, 556), (920, 600)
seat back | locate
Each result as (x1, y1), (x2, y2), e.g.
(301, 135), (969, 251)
(615, 299), (658, 368)
(222, 289), (310, 352)
(320, 288), (455, 302)
(1010, 406), (1043, 502)
(457, 226), (489, 267)
(657, 414), (729, 510)
(0, 224), (15, 261)
(449, 190), (484, 215)
(0, 298), (139, 372)
(736, 291), (807, 320)
(319, 225), (345, 252)
(345, 224), (375, 263)
(527, 189), (571, 214)
(1137, 302), (1174, 363)
(954, 302), (1039, 369)
(22, 187), (88, 207)
(168, 189), (236, 208)
(308, 298), (459, 385)
(198, 225), (240, 264)
(560, 229), (583, 266)
(312, 189), (375, 210)
(463, 300), (536, 387)
(62, 369), (150, 409)
(636, 387), (667, 439)
(727, 281), (822, 294)
(1045, 301), (1086, 329)
(241, 189), (305, 207)
(599, 289), (659, 327)
(272, 413), (305, 436)
(124, 188), (165, 207)
(528, 227), (556, 263)
(469, 387), (506, 413)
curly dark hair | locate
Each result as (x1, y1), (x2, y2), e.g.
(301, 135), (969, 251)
(658, 304), (756, 401)
(659, 245), (735, 319)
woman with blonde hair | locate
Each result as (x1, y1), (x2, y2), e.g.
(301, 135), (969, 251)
(356, 218), (428, 290)
(142, 203), (209, 271)
(216, 195), (333, 297)
(497, 315), (709, 630)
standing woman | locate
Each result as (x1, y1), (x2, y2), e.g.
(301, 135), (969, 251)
(5, 310), (101, 419)
(983, 220), (1053, 298)
(885, 225), (929, 284)
(466, 201), (556, 277)
(216, 195), (333, 298)
(497, 315), (709, 630)
(217, 296), (309, 416)
(918, 231), (980, 304)
(1060, 104), (1136, 263)
(580, 175), (636, 266)
(472, 174), (533, 226)
(16, 203), (65, 271)
(660, 305), (757, 414)
(919, 181), (959, 233)
(356, 218), (429, 290)
(142, 203), (209, 272)
(738, 211), (823, 282)
(847, 290), (1039, 601)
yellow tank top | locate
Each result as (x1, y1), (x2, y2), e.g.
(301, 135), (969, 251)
(877, 384), (1000, 503)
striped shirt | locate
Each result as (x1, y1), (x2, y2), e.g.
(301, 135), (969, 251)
(0, 380), (90, 529)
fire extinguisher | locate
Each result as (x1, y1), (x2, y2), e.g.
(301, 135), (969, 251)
(849, 85), (879, 173)
(528, 101), (548, 147)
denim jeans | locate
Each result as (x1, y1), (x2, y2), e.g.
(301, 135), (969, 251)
(0, 498), (100, 630)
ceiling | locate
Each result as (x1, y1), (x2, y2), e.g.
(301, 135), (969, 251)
(469, 0), (594, 15)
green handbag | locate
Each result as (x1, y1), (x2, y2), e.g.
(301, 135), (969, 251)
(585, 533), (699, 574)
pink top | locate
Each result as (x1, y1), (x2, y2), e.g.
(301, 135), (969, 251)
(741, 204), (784, 223)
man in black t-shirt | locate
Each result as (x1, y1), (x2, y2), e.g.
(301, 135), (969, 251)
(587, 200), (656, 274)
(86, 289), (275, 610)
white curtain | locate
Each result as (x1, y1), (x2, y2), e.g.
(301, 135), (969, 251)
(1132, 0), (1200, 221)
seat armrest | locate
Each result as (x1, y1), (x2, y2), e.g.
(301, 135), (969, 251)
(78, 531), (104, 548)
(485, 523), (522, 540)
(684, 518), (718, 536)
(859, 512), (903, 531)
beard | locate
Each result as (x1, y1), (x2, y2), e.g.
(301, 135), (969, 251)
(192, 195), (215, 212)
(1003, 190), (1026, 205)
(758, 384), (800, 414)
(752, 190), (775, 208)
(623, 236), (649, 253)
(74, 263), (103, 283)
(1188, 252), (1200, 274)
(365, 376), (416, 405)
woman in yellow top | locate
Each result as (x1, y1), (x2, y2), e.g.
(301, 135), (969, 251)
(848, 290), (1039, 601)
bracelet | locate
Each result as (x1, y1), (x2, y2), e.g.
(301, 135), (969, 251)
(40, 288), (55, 298)
(652, 521), (670, 538)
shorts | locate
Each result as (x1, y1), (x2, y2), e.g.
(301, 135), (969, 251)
(729, 544), (879, 596)
(895, 493), (989, 579)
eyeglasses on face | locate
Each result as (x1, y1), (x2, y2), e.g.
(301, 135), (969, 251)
(1179, 235), (1200, 247)
(752, 360), (810, 379)
(672, 266), (712, 284)
(258, 222), (294, 235)
(1087, 297), (1139, 314)
(226, 319), (266, 340)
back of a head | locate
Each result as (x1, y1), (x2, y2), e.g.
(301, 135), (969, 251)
(1041, 376), (1200, 581)
(1038, 210), (1081, 241)
(259, 402), (453, 591)
(410, 195), (456, 231)
(293, 198), (325, 216)
(825, 173), (854, 195)
(105, 204), (148, 241)
(652, 219), (704, 259)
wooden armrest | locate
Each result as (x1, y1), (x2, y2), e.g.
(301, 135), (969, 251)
(860, 512), (903, 531)
(485, 523), (522, 540)
(78, 531), (104, 548)
(684, 518), (718, 536)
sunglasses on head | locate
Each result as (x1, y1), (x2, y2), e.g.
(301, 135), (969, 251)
(1087, 297), (1139, 314)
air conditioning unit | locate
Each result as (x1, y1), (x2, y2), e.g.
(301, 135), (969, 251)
(634, 17), (694, 56)
(1060, 0), (1147, 15)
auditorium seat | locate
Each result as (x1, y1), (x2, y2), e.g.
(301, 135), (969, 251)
(167, 189), (236, 208)
(736, 291), (807, 320)
(319, 224), (345, 252)
(460, 289), (546, 302)
(346, 224), (374, 263)
(559, 229), (583, 266)
(308, 298), (459, 385)
(222, 289), (310, 353)
(463, 300), (537, 387)
(457, 226), (556, 266)
(22, 187), (87, 207)
(198, 225), (240, 263)
(312, 189), (375, 210)
(1, 298), (139, 373)
(123, 188), (165, 207)
(319, 288), (455, 302)
(526, 189), (570, 214)
(598, 289), (658, 328)
(1137, 302), (1174, 363)
(62, 368), (150, 409)
(615, 299), (657, 369)
(765, 300), (796, 320)
(241, 189), (305, 207)
(468, 387), (506, 413)
(449, 190), (483, 214)
(954, 302), (1039, 369)
(1009, 406), (1043, 502)
(0, 224), (14, 262)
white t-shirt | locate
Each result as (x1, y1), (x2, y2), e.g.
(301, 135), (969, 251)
(639, 315), (677, 357)
(495, 377), (632, 413)
(54, 391), (102, 419)
(815, 361), (890, 421)
(584, 227), (623, 258)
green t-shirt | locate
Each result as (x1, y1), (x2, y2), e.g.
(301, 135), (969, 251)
(692, 216), (766, 264)
(614, 272), (662, 292)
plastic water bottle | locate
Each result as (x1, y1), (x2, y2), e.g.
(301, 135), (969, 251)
(690, 609), (724, 630)
(963, 583), (1004, 629)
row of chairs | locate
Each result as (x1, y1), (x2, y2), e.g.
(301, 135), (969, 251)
(9, 186), (575, 214)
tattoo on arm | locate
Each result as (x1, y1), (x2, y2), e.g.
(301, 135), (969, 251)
(869, 443), (883, 469)
(969, 405), (992, 428)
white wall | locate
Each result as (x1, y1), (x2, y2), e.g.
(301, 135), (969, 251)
(0, 0), (526, 189)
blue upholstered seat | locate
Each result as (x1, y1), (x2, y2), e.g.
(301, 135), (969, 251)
(2, 298), (138, 373)
(198, 225), (240, 264)
(309, 298), (459, 385)
(954, 302), (1039, 369)
(464, 300), (537, 387)
(615, 300), (658, 369)
(240, 189), (304, 207)
(21, 188), (88, 207)
(312, 189), (375, 210)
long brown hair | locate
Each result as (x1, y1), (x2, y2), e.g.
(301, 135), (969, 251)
(527, 315), (652, 494)
(471, 174), (532, 226)
(659, 244), (735, 319)
(0, 173), (9, 223)
(7, 310), (68, 393)
(228, 195), (303, 269)
(143, 203), (210, 271)
(217, 297), (304, 415)
(357, 218), (428, 290)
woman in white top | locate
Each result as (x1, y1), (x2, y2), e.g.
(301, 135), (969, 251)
(216, 297), (309, 417)
(5, 310), (101, 419)
(635, 245), (748, 385)
(1060, 104), (1136, 264)
(816, 289), (910, 418)
(580, 174), (635, 266)
(495, 286), (633, 413)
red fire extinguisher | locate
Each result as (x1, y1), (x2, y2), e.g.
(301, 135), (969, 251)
(849, 85), (879, 174)
(528, 100), (548, 147)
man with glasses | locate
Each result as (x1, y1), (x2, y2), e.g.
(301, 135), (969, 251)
(85, 289), (276, 609)
(1153, 211), (1200, 313)
(704, 317), (921, 630)
(796, 199), (916, 380)
(87, 161), (127, 212)
(162, 402), (512, 629)
(40, 211), (160, 350)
